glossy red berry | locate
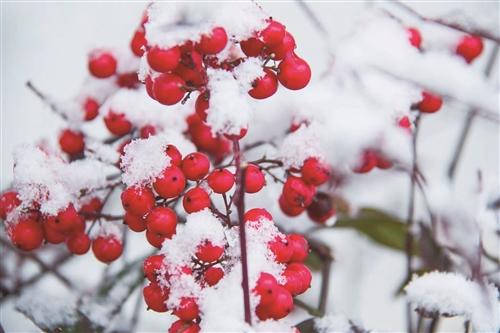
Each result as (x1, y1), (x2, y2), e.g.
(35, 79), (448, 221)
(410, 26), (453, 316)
(301, 157), (330, 186)
(83, 97), (99, 121)
(203, 266), (224, 286)
(173, 297), (199, 321)
(417, 91), (442, 113)
(121, 186), (155, 216)
(244, 208), (272, 224)
(130, 28), (146, 57)
(175, 51), (205, 86)
(124, 211), (147, 232)
(267, 286), (293, 319)
(147, 46), (181, 72)
(240, 37), (265, 57)
(92, 235), (123, 263)
(279, 194), (305, 217)
(456, 35), (483, 64)
(244, 164), (266, 193)
(154, 166), (186, 199)
(260, 20), (285, 47)
(153, 73), (186, 106)
(59, 129), (85, 156)
(353, 150), (377, 174)
(182, 152), (210, 181)
(116, 72), (140, 89)
(306, 192), (336, 224)
(278, 53), (311, 90)
(165, 145), (183, 167)
(268, 31), (296, 60)
(197, 27), (228, 54)
(0, 191), (21, 219)
(80, 197), (102, 217)
(55, 204), (83, 232)
(282, 176), (316, 207)
(88, 51), (117, 78)
(195, 91), (209, 122)
(407, 27), (422, 49)
(196, 240), (224, 262)
(207, 169), (234, 194)
(10, 217), (43, 251)
(249, 69), (278, 99)
(66, 232), (91, 255)
(143, 254), (165, 282)
(146, 230), (166, 249)
(182, 187), (210, 214)
(146, 207), (177, 238)
(168, 320), (200, 333)
(254, 272), (279, 306)
(143, 282), (169, 312)
(269, 236), (293, 263)
(140, 124), (157, 138)
(42, 220), (67, 244)
(104, 111), (132, 136)
(287, 234), (309, 263)
(398, 116), (412, 133)
(282, 263), (311, 296)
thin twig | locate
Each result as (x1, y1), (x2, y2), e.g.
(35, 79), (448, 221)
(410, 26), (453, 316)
(26, 81), (68, 120)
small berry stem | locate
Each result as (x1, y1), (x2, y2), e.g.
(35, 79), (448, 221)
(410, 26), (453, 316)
(232, 139), (252, 326)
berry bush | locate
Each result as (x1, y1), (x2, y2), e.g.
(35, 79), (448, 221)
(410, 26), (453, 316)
(1, 2), (499, 332)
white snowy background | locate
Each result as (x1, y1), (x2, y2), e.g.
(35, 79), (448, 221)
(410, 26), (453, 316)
(1, 1), (498, 332)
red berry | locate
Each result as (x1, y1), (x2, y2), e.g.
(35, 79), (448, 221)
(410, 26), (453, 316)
(256, 303), (271, 321)
(104, 111), (132, 136)
(168, 320), (200, 333)
(398, 116), (412, 133)
(306, 192), (335, 224)
(268, 31), (296, 60)
(417, 91), (443, 113)
(80, 197), (102, 217)
(456, 35), (483, 64)
(0, 191), (21, 219)
(278, 53), (311, 90)
(287, 262), (312, 290)
(254, 272), (279, 306)
(245, 164), (266, 193)
(124, 211), (147, 232)
(407, 27), (422, 49)
(130, 28), (146, 57)
(282, 263), (311, 296)
(140, 124), (157, 138)
(207, 169), (234, 194)
(182, 152), (210, 181)
(88, 51), (117, 78)
(147, 46), (181, 72)
(153, 166), (186, 199)
(121, 186), (155, 216)
(244, 208), (272, 224)
(269, 236), (293, 263)
(59, 129), (85, 156)
(260, 20), (285, 47)
(353, 150), (377, 174)
(146, 207), (177, 238)
(301, 157), (330, 186)
(146, 230), (166, 249)
(282, 176), (316, 207)
(175, 51), (205, 87)
(224, 128), (248, 141)
(173, 297), (199, 321)
(249, 69), (278, 99)
(66, 232), (91, 255)
(92, 235), (123, 263)
(153, 73), (186, 106)
(267, 286), (293, 319)
(203, 266), (224, 286)
(240, 37), (265, 57)
(182, 187), (210, 214)
(83, 97), (99, 121)
(165, 145), (183, 167)
(116, 72), (140, 89)
(195, 91), (210, 122)
(287, 234), (309, 263)
(143, 254), (165, 282)
(197, 27), (228, 54)
(55, 204), (83, 233)
(196, 240), (224, 262)
(279, 194), (305, 217)
(10, 217), (44, 251)
(143, 282), (169, 312)
(376, 153), (393, 170)
(145, 75), (156, 100)
(42, 220), (67, 244)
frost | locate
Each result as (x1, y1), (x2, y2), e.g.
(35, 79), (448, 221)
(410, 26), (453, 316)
(315, 313), (359, 333)
(85, 140), (120, 165)
(405, 271), (499, 331)
(12, 145), (108, 215)
(279, 123), (327, 169)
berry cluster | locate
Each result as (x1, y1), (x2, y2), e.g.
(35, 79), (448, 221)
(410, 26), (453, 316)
(0, 191), (123, 263)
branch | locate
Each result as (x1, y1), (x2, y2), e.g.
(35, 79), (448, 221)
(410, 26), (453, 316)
(26, 81), (68, 120)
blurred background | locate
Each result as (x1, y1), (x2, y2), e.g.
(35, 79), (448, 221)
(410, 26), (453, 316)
(1, 1), (498, 332)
